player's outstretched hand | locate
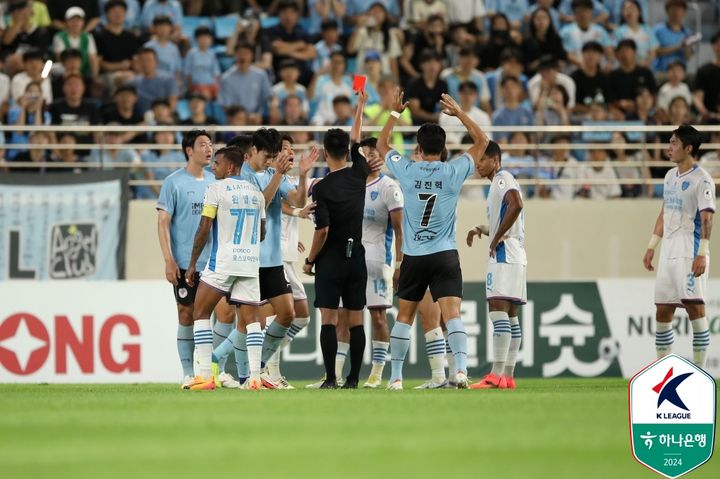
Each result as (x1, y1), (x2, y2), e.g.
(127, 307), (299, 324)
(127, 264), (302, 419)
(185, 264), (197, 287)
(274, 150), (293, 174)
(642, 249), (655, 272)
(692, 255), (706, 277)
(367, 154), (384, 172)
(299, 145), (319, 175)
(392, 87), (409, 113)
(440, 93), (462, 117)
(165, 258), (180, 286)
(297, 241), (306, 253)
(299, 202), (316, 218)
(466, 225), (489, 247)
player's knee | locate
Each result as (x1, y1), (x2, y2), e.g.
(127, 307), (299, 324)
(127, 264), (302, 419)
(371, 311), (387, 329)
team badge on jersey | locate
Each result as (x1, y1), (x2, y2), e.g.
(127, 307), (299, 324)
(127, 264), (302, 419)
(498, 179), (506, 190)
(681, 181), (690, 191)
(390, 154), (401, 162)
(371, 191), (379, 201)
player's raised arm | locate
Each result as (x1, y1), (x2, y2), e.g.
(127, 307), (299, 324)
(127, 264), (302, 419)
(377, 87), (409, 159)
(643, 205), (664, 272)
(488, 190), (523, 258)
(262, 150), (293, 208)
(440, 93), (489, 163)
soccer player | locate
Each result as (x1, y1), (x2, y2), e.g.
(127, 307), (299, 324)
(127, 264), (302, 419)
(240, 128), (318, 388)
(467, 140), (526, 390)
(332, 137), (404, 388)
(184, 147), (267, 391)
(643, 124), (714, 369)
(157, 129), (235, 388)
(377, 90), (490, 390)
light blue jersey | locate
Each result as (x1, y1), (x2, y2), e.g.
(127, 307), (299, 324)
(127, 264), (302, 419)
(385, 150), (474, 256)
(156, 167), (215, 270)
(240, 162), (295, 267)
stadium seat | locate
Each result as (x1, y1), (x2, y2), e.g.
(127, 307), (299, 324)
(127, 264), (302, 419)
(208, 101), (227, 125)
(260, 16), (280, 29)
(182, 16), (213, 41)
(218, 53), (235, 72)
(214, 14), (239, 40)
(176, 99), (191, 121)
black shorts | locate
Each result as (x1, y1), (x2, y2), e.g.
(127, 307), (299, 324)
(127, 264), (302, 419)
(397, 250), (463, 302)
(314, 249), (367, 310)
(173, 269), (200, 306)
(259, 266), (292, 301)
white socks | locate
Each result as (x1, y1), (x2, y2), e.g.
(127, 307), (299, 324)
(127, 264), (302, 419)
(489, 311), (511, 377)
(655, 321), (674, 359)
(425, 328), (446, 384)
(692, 317), (710, 369)
(193, 319), (213, 379)
(504, 316), (521, 378)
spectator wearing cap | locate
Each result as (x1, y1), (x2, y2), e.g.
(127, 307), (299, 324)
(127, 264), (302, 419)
(307, 0), (345, 37)
(309, 51), (353, 126)
(312, 19), (344, 74)
(184, 26), (221, 100)
(95, 0), (141, 94)
(52, 7), (99, 78)
(607, 39), (656, 115)
(528, 56), (576, 110)
(270, 59), (310, 124)
(445, 0), (486, 31)
(348, 2), (402, 79)
(219, 42), (271, 124)
(101, 84), (144, 143)
(409, 0), (448, 30)
(7, 80), (51, 160)
(401, 13), (447, 78)
(526, 0), (561, 30)
(485, 0), (529, 31)
(48, 0), (100, 33)
(478, 13), (521, 71)
(657, 61), (691, 113)
(405, 49), (448, 125)
(130, 47), (178, 113)
(99, 0), (140, 30)
(693, 31), (720, 122)
(570, 41), (608, 113)
(49, 73), (101, 149)
(440, 47), (491, 112)
(560, 0), (613, 68)
(345, 0), (400, 26)
(140, 0), (183, 37)
(558, 0), (608, 26)
(653, 0), (695, 72)
(262, 1), (316, 86)
(439, 81), (492, 145)
(2, 1), (51, 74)
(491, 76), (534, 142)
(11, 48), (52, 104)
(613, 0), (658, 68)
(144, 16), (182, 81)
(485, 47), (528, 110)
(522, 6), (567, 76)
(181, 93), (217, 126)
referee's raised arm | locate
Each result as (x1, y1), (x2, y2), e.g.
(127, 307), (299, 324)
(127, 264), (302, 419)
(377, 87), (409, 160)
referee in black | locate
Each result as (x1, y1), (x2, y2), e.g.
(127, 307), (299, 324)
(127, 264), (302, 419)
(303, 91), (380, 388)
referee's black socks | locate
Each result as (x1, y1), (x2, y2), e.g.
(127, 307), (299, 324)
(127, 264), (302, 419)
(320, 324), (338, 382)
(348, 325), (366, 383)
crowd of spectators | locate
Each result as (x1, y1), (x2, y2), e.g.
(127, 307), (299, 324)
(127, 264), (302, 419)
(0, 0), (718, 199)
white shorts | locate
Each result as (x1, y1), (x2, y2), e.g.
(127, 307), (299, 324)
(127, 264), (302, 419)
(200, 270), (262, 306)
(486, 262), (527, 304)
(283, 261), (307, 301)
(654, 256), (709, 306)
(366, 260), (394, 309)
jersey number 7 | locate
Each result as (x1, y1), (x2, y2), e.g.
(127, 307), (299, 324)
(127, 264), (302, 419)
(230, 208), (260, 245)
(418, 193), (437, 227)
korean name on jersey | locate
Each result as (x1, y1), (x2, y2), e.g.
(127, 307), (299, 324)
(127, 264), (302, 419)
(204, 178), (266, 277)
(487, 170), (526, 265)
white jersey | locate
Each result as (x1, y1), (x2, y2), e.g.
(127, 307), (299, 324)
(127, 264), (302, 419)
(281, 176), (300, 262)
(204, 178), (265, 277)
(661, 165), (716, 259)
(363, 174), (404, 264)
(487, 169), (526, 265)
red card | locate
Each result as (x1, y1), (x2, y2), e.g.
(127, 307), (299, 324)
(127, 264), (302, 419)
(352, 74), (367, 92)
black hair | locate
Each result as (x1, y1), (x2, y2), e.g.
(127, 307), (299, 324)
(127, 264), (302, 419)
(582, 41), (604, 53)
(550, 134), (572, 143)
(551, 84), (570, 107)
(616, 38), (637, 51)
(359, 137), (378, 149)
(458, 81), (478, 93)
(499, 47), (523, 64)
(216, 146), (246, 169)
(329, 50), (345, 61)
(226, 105), (247, 117)
(419, 49), (443, 64)
(152, 15), (173, 26)
(321, 19), (338, 31)
(252, 128), (281, 156)
(277, 0), (300, 13)
(672, 124), (702, 158)
(104, 0), (127, 14)
(235, 41), (254, 53)
(281, 133), (294, 145)
(323, 128), (350, 160)
(458, 46), (476, 58)
(529, 7), (562, 45)
(60, 48), (82, 61)
(416, 123), (446, 156)
(138, 46), (157, 57)
(500, 75), (521, 87)
(194, 25), (213, 38)
(332, 95), (351, 106)
(226, 134), (253, 154)
(114, 84), (137, 96)
(619, 0), (645, 24)
(712, 30), (720, 44)
(182, 129), (211, 161)
(484, 140), (502, 164)
(151, 98), (170, 109)
(572, 0), (593, 10)
(367, 2), (392, 51)
(22, 49), (43, 62)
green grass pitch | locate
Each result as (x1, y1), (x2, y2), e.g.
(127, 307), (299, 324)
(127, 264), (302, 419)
(0, 379), (717, 479)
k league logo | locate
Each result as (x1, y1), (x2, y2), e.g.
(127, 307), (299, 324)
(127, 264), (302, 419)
(629, 354), (716, 478)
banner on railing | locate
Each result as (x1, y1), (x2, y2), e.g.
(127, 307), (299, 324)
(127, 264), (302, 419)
(0, 173), (128, 280)
(0, 280), (717, 383)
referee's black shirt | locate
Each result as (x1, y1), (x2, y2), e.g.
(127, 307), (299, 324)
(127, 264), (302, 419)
(312, 143), (370, 257)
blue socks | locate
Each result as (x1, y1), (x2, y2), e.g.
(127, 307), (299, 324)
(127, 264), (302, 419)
(212, 322), (233, 372)
(176, 325), (194, 377)
(389, 322), (412, 382)
(261, 321), (290, 363)
(445, 318), (468, 375)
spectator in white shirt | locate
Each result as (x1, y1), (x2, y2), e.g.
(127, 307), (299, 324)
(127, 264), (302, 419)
(657, 61), (692, 112)
(579, 147), (622, 199)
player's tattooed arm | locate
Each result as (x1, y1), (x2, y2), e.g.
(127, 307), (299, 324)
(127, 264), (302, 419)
(488, 190), (523, 258)
(643, 204), (664, 272)
(185, 216), (213, 287)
